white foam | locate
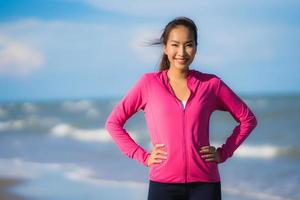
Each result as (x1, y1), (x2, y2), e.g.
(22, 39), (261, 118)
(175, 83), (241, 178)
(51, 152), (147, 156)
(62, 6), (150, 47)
(0, 115), (59, 131)
(0, 158), (294, 200)
(22, 102), (38, 112)
(50, 123), (112, 142)
(66, 167), (294, 200)
(0, 158), (65, 178)
(66, 169), (147, 189)
(0, 157), (146, 189)
(211, 142), (282, 159)
(0, 107), (7, 118)
(222, 186), (295, 200)
(61, 100), (100, 118)
(234, 144), (280, 159)
(50, 123), (141, 143)
(0, 119), (24, 131)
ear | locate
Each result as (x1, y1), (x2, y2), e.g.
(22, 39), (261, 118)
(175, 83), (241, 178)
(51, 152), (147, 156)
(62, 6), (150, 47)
(163, 44), (167, 55)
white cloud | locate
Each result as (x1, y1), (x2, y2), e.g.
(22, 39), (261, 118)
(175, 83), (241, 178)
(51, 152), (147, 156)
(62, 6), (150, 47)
(0, 11), (298, 97)
(0, 18), (129, 78)
(129, 22), (289, 69)
(83, 0), (300, 17)
(0, 35), (44, 76)
(85, 0), (195, 16)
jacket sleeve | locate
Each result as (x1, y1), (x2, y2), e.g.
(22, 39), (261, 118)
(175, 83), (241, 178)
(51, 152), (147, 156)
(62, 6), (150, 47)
(215, 78), (258, 163)
(105, 74), (150, 167)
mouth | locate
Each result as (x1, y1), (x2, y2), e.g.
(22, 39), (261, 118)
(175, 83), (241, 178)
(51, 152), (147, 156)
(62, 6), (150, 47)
(175, 58), (189, 64)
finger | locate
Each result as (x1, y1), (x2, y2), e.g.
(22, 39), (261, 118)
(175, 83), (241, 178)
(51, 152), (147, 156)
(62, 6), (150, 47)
(199, 146), (210, 152)
(154, 155), (168, 160)
(200, 146), (215, 150)
(204, 158), (216, 162)
(200, 146), (210, 150)
(154, 144), (165, 149)
(153, 159), (164, 163)
(155, 150), (168, 155)
(199, 148), (210, 154)
(199, 146), (216, 153)
(201, 154), (215, 160)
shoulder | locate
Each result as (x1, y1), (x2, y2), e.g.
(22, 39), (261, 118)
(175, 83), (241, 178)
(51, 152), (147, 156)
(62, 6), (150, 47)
(191, 69), (221, 84)
(134, 71), (157, 87)
(143, 71), (160, 77)
(140, 71), (161, 81)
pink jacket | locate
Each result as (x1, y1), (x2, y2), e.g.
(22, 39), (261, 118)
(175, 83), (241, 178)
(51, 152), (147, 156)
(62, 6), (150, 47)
(105, 69), (257, 183)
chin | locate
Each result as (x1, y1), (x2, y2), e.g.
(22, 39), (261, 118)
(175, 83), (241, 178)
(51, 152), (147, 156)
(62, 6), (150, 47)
(174, 63), (190, 71)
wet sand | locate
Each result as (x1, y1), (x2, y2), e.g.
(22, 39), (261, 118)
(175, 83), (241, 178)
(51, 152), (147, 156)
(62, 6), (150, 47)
(0, 177), (25, 200)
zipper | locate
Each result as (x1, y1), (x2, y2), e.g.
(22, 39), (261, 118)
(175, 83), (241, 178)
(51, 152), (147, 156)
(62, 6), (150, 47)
(165, 71), (192, 183)
(182, 108), (187, 182)
(168, 86), (188, 182)
(182, 93), (191, 183)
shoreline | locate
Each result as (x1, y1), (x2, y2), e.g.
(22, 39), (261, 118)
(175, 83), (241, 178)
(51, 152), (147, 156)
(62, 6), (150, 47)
(0, 177), (26, 200)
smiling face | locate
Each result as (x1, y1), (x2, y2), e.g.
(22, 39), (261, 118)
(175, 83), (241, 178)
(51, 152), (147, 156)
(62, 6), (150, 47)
(163, 25), (197, 71)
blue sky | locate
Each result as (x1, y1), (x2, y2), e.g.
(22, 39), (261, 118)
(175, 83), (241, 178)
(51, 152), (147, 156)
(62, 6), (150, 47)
(0, 0), (299, 102)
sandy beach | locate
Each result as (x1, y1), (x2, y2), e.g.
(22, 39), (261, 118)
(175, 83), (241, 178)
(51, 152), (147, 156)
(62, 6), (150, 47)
(0, 177), (25, 200)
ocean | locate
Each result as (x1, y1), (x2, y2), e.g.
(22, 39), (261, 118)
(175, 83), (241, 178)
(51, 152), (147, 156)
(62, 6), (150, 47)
(0, 95), (299, 200)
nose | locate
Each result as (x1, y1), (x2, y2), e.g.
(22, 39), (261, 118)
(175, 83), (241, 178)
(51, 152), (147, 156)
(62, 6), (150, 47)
(178, 45), (187, 57)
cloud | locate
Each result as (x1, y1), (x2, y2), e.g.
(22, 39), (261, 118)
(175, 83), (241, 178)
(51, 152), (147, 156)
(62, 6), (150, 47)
(0, 18), (128, 79)
(129, 22), (285, 70)
(84, 0), (195, 16)
(0, 35), (44, 76)
(82, 0), (300, 18)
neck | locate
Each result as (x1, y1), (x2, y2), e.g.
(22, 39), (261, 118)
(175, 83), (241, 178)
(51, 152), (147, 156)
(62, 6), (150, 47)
(167, 67), (189, 81)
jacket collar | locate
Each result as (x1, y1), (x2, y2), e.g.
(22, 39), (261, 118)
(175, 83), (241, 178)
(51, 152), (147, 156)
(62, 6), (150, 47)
(161, 68), (201, 96)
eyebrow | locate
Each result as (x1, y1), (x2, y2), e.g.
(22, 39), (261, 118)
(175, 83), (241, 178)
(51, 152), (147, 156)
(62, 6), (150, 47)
(170, 40), (194, 44)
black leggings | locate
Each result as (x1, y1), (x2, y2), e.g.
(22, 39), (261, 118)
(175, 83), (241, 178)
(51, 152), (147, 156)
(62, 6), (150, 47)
(147, 180), (221, 200)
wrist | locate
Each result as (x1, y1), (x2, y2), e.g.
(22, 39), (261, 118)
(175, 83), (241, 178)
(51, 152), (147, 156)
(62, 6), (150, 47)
(145, 153), (151, 167)
(216, 147), (225, 163)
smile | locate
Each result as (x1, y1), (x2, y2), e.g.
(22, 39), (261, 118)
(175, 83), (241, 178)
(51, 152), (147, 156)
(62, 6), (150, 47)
(175, 58), (189, 64)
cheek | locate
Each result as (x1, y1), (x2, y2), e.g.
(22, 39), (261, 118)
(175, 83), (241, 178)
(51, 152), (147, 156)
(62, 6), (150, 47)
(166, 48), (177, 57)
(187, 48), (196, 56)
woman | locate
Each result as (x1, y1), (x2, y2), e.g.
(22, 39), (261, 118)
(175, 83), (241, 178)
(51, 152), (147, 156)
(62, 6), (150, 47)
(105, 17), (257, 200)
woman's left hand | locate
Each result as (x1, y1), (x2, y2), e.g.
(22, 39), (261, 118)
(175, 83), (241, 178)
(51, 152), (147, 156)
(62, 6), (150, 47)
(199, 146), (221, 163)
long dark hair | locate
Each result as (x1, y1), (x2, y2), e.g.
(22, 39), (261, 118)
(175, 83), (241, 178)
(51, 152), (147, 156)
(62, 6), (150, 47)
(151, 17), (198, 71)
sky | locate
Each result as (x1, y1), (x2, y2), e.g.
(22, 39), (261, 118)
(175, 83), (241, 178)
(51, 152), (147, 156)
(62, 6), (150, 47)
(0, 0), (299, 102)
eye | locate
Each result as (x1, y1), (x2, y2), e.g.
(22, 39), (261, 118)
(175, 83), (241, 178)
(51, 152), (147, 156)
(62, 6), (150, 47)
(171, 44), (178, 47)
(186, 43), (194, 47)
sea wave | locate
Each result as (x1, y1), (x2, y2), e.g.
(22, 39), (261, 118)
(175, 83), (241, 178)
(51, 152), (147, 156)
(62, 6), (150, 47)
(22, 102), (38, 113)
(212, 143), (300, 160)
(0, 106), (8, 118)
(222, 185), (296, 200)
(0, 115), (59, 131)
(234, 144), (281, 159)
(67, 167), (296, 200)
(61, 100), (100, 118)
(0, 158), (67, 178)
(0, 158), (297, 200)
(50, 123), (113, 142)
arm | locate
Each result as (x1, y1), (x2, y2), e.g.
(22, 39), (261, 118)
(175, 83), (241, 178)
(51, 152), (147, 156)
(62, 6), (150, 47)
(105, 74), (151, 167)
(215, 78), (258, 163)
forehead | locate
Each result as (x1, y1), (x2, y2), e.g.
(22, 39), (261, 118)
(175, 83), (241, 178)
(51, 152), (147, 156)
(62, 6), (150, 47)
(168, 25), (195, 42)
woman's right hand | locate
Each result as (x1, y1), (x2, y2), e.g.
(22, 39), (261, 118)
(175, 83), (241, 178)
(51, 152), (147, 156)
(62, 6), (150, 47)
(147, 144), (168, 167)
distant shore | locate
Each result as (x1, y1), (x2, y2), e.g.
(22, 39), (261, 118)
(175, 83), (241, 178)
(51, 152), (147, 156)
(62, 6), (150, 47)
(0, 177), (25, 200)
